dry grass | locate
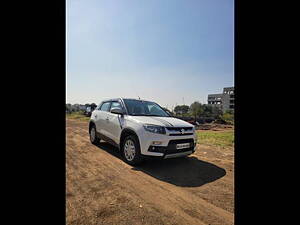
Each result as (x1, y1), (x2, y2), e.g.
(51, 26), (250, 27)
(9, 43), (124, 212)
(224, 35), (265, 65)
(66, 112), (90, 121)
(196, 130), (234, 148)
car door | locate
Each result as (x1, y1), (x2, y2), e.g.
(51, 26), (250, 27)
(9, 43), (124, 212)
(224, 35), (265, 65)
(95, 101), (111, 137)
(105, 101), (124, 144)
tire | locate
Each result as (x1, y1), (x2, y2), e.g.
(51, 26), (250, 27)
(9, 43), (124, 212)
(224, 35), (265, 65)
(90, 125), (100, 145)
(122, 135), (143, 165)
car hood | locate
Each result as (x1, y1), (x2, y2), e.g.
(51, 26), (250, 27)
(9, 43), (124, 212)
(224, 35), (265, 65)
(128, 116), (193, 127)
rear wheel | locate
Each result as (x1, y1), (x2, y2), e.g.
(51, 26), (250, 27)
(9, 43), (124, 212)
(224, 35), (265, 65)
(122, 135), (143, 165)
(90, 125), (100, 144)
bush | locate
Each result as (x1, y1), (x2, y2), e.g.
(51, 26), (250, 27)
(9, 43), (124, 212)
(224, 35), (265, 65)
(219, 112), (234, 125)
(66, 111), (90, 121)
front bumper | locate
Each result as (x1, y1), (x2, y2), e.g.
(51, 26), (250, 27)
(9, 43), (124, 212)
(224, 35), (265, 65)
(164, 150), (194, 159)
(141, 150), (195, 160)
(139, 129), (197, 159)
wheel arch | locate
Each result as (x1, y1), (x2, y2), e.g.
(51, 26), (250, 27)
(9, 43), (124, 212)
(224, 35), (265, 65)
(119, 128), (140, 149)
(88, 120), (96, 133)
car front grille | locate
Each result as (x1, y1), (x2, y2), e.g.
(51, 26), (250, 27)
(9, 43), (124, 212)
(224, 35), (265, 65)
(166, 127), (194, 136)
(169, 133), (194, 136)
(166, 127), (193, 131)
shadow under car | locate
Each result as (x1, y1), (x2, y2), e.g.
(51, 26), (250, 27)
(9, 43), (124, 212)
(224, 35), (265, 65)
(94, 141), (226, 187)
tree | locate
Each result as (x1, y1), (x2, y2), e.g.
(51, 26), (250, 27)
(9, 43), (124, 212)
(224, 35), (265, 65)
(190, 101), (203, 121)
(211, 106), (223, 118)
(174, 105), (189, 116)
(174, 105), (181, 115)
(225, 109), (234, 114)
(90, 103), (97, 110)
(66, 104), (72, 113)
(220, 112), (234, 125)
(202, 104), (213, 117)
(181, 105), (190, 114)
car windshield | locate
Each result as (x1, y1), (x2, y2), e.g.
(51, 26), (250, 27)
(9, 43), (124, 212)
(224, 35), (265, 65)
(123, 99), (170, 117)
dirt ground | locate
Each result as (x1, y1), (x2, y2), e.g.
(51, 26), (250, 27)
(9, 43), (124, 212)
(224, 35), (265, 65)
(196, 123), (234, 131)
(66, 119), (234, 225)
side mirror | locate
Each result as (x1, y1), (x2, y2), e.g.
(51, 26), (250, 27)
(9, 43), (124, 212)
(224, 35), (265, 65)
(110, 107), (124, 115)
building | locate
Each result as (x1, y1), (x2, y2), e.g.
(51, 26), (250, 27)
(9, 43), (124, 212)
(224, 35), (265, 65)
(208, 87), (234, 112)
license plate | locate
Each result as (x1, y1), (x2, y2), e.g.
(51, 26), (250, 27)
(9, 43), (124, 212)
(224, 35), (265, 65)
(176, 143), (190, 149)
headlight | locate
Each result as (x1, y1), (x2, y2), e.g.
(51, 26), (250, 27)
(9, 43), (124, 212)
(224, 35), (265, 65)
(143, 124), (166, 134)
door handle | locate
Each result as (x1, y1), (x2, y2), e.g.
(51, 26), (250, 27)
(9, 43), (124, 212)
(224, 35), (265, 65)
(95, 114), (97, 118)
(106, 117), (109, 121)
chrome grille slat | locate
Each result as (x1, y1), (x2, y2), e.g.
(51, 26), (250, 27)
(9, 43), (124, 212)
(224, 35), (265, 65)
(166, 127), (193, 131)
(166, 127), (194, 136)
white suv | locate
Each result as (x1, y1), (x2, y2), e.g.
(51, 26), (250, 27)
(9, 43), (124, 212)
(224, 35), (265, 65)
(89, 98), (197, 165)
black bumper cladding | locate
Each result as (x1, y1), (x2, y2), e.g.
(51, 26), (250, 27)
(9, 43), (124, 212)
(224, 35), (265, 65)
(147, 138), (195, 159)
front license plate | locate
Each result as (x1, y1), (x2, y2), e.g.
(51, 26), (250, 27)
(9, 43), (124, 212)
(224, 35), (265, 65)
(176, 143), (190, 149)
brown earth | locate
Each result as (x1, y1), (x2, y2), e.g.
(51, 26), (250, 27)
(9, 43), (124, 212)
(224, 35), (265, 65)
(66, 119), (234, 225)
(196, 123), (234, 131)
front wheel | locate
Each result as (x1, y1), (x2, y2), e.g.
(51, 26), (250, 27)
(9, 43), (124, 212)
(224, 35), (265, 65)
(122, 135), (143, 165)
(90, 125), (100, 144)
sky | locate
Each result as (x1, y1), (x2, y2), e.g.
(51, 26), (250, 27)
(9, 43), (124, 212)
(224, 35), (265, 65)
(67, 0), (234, 110)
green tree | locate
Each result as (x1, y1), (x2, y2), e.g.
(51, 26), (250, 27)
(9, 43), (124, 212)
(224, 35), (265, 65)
(174, 105), (189, 116)
(181, 105), (190, 115)
(220, 112), (234, 125)
(190, 101), (203, 121)
(174, 105), (181, 115)
(202, 104), (213, 117)
(90, 103), (97, 110)
(212, 106), (223, 118)
(225, 109), (234, 114)
(66, 104), (72, 113)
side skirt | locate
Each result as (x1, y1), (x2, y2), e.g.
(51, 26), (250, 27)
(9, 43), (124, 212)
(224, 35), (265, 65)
(96, 132), (120, 149)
